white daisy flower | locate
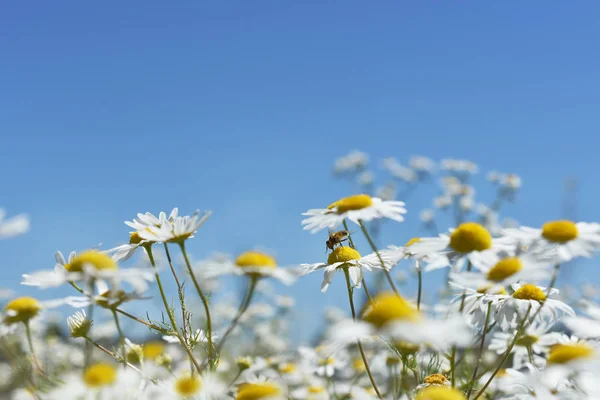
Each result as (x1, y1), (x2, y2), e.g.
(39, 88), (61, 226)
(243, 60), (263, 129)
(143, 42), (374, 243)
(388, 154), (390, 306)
(234, 374), (287, 400)
(449, 250), (555, 293)
(290, 380), (330, 400)
(382, 157), (417, 182)
(489, 321), (562, 369)
(503, 220), (600, 263)
(126, 208), (211, 244)
(148, 371), (228, 399)
(301, 194), (406, 233)
(300, 246), (403, 292)
(297, 346), (347, 378)
(563, 299), (600, 339)
(3, 296), (90, 326)
(409, 155), (436, 175)
(407, 222), (514, 272)
(200, 251), (297, 285)
(327, 292), (472, 351)
(496, 283), (575, 330)
(0, 208), (30, 239)
(449, 283), (507, 328)
(333, 151), (368, 174)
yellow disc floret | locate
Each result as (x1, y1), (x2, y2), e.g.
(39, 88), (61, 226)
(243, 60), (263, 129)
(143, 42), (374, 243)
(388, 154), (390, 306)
(235, 251), (277, 269)
(174, 375), (203, 397)
(512, 284), (546, 301)
(405, 237), (421, 247)
(548, 343), (594, 364)
(129, 232), (144, 245)
(516, 335), (539, 347)
(143, 341), (166, 361)
(476, 286), (507, 295)
(236, 383), (282, 400)
(486, 257), (522, 282)
(542, 220), (578, 243)
(4, 297), (41, 325)
(415, 386), (467, 400)
(327, 246), (361, 265)
(83, 363), (117, 388)
(362, 292), (419, 328)
(328, 194), (373, 214)
(278, 363), (296, 374)
(308, 386), (326, 393)
(449, 223), (492, 253)
(65, 251), (117, 273)
(424, 374), (448, 385)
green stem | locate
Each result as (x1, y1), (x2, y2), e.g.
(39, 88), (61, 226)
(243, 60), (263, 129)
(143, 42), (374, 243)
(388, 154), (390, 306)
(216, 277), (258, 356)
(83, 336), (144, 375)
(24, 321), (41, 373)
(84, 281), (95, 369)
(466, 302), (492, 399)
(343, 268), (383, 399)
(416, 268), (423, 311)
(145, 246), (202, 374)
(115, 309), (168, 334)
(111, 309), (126, 368)
(472, 305), (532, 400)
(178, 241), (214, 368)
(358, 220), (399, 295)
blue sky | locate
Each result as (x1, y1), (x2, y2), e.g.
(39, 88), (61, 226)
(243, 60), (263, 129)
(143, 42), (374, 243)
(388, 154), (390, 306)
(1, 1), (600, 342)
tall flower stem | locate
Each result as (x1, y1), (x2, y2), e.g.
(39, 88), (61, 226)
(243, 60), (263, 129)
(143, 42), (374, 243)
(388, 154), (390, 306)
(83, 336), (145, 376)
(84, 281), (95, 369)
(416, 268), (423, 311)
(163, 244), (191, 348)
(466, 302), (492, 399)
(358, 220), (399, 295)
(343, 268), (383, 399)
(145, 246), (202, 374)
(178, 241), (214, 368)
(216, 277), (258, 356)
(472, 305), (532, 400)
(24, 321), (42, 373)
(111, 309), (126, 368)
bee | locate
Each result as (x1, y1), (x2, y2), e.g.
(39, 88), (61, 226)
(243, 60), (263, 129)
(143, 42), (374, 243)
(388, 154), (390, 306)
(325, 230), (352, 252)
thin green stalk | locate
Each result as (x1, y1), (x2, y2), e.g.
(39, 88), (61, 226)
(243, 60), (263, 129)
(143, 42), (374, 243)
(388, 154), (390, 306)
(24, 321), (41, 373)
(472, 305), (532, 400)
(343, 268), (383, 399)
(111, 309), (126, 368)
(84, 281), (95, 368)
(416, 268), (423, 311)
(83, 336), (144, 375)
(163, 243), (190, 342)
(145, 246), (202, 374)
(178, 241), (214, 368)
(466, 302), (492, 399)
(358, 220), (399, 295)
(449, 348), (456, 388)
(216, 277), (258, 356)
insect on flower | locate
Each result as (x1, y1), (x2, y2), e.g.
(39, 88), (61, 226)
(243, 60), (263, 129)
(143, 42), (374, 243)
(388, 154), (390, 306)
(325, 229), (353, 253)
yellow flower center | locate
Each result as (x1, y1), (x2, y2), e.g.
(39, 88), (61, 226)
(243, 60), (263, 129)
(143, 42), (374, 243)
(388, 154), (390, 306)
(235, 251), (277, 269)
(393, 341), (419, 355)
(83, 363), (117, 388)
(236, 383), (282, 400)
(96, 290), (128, 309)
(327, 246), (361, 265)
(308, 386), (325, 393)
(352, 358), (366, 372)
(542, 220), (579, 243)
(516, 335), (539, 347)
(143, 342), (166, 360)
(362, 292), (419, 328)
(129, 232), (144, 245)
(4, 297), (41, 325)
(405, 237), (421, 247)
(424, 374), (448, 385)
(65, 251), (117, 273)
(318, 357), (335, 366)
(415, 386), (466, 400)
(486, 258), (522, 282)
(476, 286), (507, 295)
(512, 284), (546, 301)
(174, 375), (202, 397)
(328, 194), (373, 214)
(548, 343), (594, 364)
(449, 223), (492, 253)
(496, 369), (507, 377)
(278, 363), (296, 373)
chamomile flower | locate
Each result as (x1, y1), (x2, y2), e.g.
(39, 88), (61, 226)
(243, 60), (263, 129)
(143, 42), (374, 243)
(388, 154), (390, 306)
(489, 321), (562, 369)
(290, 380), (330, 400)
(127, 208), (211, 244)
(200, 251), (297, 285)
(564, 300), (600, 339)
(496, 283), (574, 330)
(3, 296), (89, 325)
(408, 222), (514, 272)
(234, 375), (286, 400)
(301, 194), (406, 233)
(503, 220), (600, 262)
(297, 346), (347, 378)
(327, 292), (472, 351)
(300, 246), (403, 292)
(449, 250), (554, 293)
(149, 371), (228, 399)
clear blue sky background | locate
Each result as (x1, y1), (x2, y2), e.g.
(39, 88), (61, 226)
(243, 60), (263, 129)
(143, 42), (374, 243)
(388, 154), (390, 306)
(1, 1), (599, 342)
